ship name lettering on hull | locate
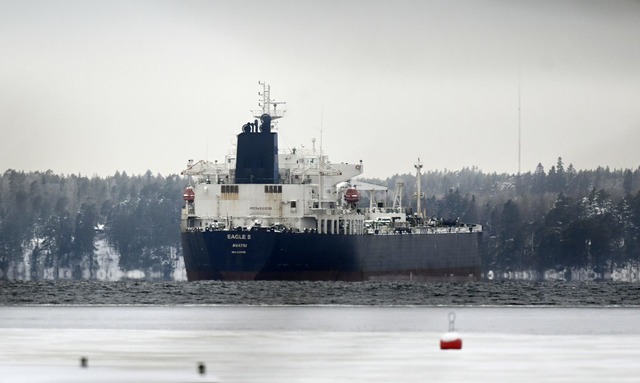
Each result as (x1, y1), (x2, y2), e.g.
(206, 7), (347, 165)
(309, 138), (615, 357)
(227, 234), (251, 240)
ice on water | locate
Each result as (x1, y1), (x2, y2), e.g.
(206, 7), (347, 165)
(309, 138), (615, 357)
(2, 306), (640, 383)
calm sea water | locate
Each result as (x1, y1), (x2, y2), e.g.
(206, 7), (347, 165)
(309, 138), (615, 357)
(2, 281), (640, 382)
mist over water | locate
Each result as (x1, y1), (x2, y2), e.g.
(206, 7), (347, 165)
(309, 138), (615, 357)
(2, 280), (639, 306)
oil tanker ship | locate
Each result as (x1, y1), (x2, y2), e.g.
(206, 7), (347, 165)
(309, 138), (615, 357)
(180, 83), (482, 281)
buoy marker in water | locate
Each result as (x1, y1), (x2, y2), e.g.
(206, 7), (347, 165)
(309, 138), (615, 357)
(440, 312), (462, 350)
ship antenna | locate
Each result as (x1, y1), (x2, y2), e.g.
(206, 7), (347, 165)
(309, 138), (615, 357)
(206, 132), (209, 162)
(320, 108), (324, 156)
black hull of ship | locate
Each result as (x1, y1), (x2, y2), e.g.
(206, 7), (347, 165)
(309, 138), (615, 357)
(181, 230), (482, 282)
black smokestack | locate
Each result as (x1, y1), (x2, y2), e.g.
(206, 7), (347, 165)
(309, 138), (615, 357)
(234, 114), (279, 184)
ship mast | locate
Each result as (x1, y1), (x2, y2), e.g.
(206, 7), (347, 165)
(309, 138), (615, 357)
(254, 81), (286, 120)
(415, 158), (424, 218)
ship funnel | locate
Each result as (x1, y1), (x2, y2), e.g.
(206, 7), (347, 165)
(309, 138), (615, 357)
(260, 114), (272, 133)
(235, 114), (279, 183)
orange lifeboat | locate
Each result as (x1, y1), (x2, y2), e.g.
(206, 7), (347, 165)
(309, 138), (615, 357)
(183, 187), (195, 203)
(344, 188), (360, 204)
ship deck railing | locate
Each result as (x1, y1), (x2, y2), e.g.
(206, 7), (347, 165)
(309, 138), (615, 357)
(183, 224), (481, 234)
(365, 227), (481, 235)
(410, 226), (481, 234)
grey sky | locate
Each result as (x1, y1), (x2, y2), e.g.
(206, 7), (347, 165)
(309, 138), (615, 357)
(1, 0), (639, 178)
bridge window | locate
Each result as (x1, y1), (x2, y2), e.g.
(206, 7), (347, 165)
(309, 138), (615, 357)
(264, 185), (282, 193)
(222, 185), (238, 194)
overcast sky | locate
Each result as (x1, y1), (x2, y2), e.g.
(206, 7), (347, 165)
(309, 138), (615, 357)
(1, 0), (639, 179)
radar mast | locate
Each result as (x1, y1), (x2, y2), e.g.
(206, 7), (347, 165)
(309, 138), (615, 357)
(253, 81), (286, 120)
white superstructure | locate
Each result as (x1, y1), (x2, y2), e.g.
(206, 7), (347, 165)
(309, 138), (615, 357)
(181, 142), (371, 234)
(180, 84), (481, 237)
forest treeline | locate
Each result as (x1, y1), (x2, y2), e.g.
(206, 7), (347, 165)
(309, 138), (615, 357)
(0, 170), (184, 280)
(1, 157), (640, 280)
(367, 158), (640, 279)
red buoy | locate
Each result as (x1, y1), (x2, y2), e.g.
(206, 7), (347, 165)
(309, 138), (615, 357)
(440, 312), (462, 350)
(440, 332), (462, 350)
(183, 187), (195, 203)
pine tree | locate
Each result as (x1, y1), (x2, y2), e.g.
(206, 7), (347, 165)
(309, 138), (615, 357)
(532, 163), (546, 194)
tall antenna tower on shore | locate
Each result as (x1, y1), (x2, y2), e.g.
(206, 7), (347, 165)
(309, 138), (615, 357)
(518, 72), (522, 175)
